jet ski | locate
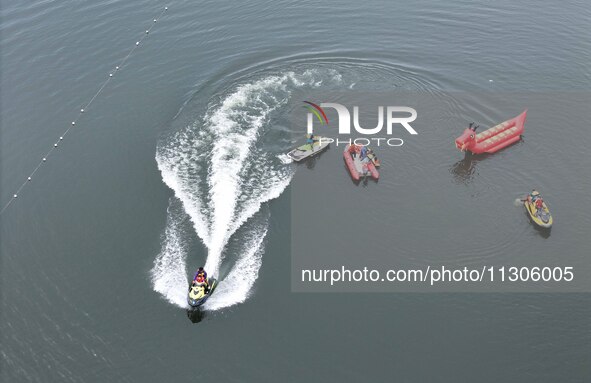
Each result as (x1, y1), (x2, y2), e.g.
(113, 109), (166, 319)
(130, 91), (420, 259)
(188, 277), (218, 308)
(287, 135), (330, 162)
(524, 190), (553, 229)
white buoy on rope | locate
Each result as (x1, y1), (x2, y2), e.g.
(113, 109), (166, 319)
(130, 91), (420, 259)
(1, 7), (169, 216)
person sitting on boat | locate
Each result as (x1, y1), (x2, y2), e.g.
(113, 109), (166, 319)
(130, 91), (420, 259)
(348, 144), (358, 158)
(367, 148), (380, 164)
(307, 134), (315, 151)
(360, 145), (368, 160)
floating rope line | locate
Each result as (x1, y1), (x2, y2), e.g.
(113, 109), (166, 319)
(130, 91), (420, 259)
(0, 6), (169, 216)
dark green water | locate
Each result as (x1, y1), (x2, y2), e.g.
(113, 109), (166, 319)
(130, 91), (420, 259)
(1, 0), (590, 381)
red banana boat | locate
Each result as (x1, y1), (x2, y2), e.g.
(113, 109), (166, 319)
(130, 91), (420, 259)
(343, 144), (379, 181)
(455, 110), (527, 154)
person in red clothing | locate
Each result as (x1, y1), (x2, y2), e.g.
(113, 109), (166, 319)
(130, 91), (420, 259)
(535, 197), (544, 210)
(191, 267), (209, 293)
(528, 190), (545, 213)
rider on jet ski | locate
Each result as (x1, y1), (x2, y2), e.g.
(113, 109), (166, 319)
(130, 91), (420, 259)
(307, 134), (316, 151)
(528, 190), (545, 212)
(192, 267), (210, 294)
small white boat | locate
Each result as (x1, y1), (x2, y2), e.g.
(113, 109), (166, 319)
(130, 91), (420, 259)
(287, 136), (330, 162)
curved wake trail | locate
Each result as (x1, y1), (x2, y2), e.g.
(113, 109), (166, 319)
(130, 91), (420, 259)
(204, 220), (268, 311)
(150, 200), (191, 307)
(152, 69), (342, 310)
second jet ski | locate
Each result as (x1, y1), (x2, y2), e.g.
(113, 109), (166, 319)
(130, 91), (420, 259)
(523, 190), (553, 229)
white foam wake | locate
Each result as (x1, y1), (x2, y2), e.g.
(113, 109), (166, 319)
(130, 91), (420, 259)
(204, 222), (268, 311)
(150, 201), (191, 307)
(152, 69), (341, 310)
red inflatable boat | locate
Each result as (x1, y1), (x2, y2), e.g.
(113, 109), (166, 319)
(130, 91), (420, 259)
(343, 145), (379, 181)
(455, 110), (527, 154)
